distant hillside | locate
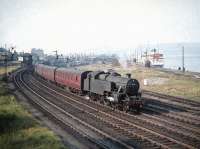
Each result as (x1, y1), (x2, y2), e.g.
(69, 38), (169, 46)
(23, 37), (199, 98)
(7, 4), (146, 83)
(153, 42), (200, 49)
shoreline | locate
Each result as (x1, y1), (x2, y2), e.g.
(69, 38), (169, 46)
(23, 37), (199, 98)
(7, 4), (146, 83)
(140, 64), (200, 79)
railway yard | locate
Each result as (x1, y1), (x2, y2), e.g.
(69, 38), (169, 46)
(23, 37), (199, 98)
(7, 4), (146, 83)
(11, 68), (200, 149)
(1, 1), (200, 149)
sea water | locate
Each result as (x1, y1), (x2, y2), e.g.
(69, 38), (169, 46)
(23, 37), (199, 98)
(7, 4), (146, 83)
(162, 47), (200, 72)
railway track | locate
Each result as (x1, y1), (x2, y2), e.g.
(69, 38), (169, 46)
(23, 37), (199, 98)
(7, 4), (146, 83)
(33, 73), (200, 134)
(143, 90), (200, 114)
(143, 90), (200, 107)
(142, 90), (200, 127)
(144, 104), (200, 126)
(14, 70), (133, 149)
(29, 72), (200, 149)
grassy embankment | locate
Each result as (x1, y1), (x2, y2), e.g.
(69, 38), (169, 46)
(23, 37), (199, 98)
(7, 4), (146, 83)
(79, 64), (200, 101)
(0, 65), (21, 75)
(0, 82), (67, 149)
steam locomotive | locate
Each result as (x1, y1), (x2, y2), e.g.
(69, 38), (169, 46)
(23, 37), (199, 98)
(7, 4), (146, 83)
(35, 64), (143, 112)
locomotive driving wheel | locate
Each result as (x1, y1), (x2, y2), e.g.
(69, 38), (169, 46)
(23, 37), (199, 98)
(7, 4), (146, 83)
(100, 96), (106, 105)
(123, 102), (129, 112)
(136, 106), (141, 113)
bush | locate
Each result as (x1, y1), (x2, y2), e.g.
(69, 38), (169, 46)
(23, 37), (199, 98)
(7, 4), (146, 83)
(112, 58), (120, 67)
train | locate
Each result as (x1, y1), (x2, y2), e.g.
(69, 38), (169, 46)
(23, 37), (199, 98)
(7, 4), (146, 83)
(35, 64), (143, 112)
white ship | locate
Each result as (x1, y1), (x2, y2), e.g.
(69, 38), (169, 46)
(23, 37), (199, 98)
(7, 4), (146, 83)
(141, 49), (164, 67)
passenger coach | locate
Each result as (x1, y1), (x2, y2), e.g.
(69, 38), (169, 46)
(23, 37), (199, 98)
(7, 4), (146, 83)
(35, 64), (56, 82)
(55, 68), (90, 93)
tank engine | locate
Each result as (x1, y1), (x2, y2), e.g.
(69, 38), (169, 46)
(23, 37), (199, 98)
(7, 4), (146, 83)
(84, 71), (142, 112)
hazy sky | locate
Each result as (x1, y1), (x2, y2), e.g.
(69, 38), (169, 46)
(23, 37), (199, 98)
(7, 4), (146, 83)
(0, 0), (200, 54)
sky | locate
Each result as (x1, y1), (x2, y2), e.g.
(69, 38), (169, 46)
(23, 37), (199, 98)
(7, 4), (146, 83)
(0, 0), (200, 54)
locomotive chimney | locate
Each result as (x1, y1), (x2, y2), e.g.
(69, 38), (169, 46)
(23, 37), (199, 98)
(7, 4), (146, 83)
(126, 73), (131, 78)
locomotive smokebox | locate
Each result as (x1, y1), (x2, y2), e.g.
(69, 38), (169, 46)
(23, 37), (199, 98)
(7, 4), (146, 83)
(126, 73), (131, 78)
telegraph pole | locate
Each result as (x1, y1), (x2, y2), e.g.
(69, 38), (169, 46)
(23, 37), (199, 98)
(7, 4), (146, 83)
(2, 52), (8, 81)
(53, 50), (58, 59)
(53, 50), (59, 66)
(182, 46), (185, 72)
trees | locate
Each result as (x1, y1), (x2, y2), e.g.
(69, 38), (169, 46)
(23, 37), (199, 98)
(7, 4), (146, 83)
(112, 58), (120, 67)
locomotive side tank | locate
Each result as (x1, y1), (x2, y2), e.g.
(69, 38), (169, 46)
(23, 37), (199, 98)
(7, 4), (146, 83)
(84, 71), (115, 95)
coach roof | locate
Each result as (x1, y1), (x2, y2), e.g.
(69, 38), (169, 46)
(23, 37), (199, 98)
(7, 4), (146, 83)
(56, 67), (86, 75)
(37, 64), (57, 70)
